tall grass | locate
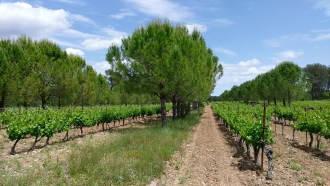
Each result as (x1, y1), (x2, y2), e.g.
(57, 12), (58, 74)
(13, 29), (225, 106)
(0, 109), (202, 186)
(67, 110), (202, 185)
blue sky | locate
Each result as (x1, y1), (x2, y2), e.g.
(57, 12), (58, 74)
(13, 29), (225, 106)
(1, 0), (329, 96)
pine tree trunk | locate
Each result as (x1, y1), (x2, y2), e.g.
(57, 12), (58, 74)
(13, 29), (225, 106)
(57, 96), (61, 109)
(186, 101), (190, 115)
(41, 95), (47, 110)
(160, 94), (167, 127)
(171, 97), (177, 120)
(180, 100), (185, 117)
(176, 98), (181, 119)
(288, 90), (291, 107)
(0, 90), (6, 112)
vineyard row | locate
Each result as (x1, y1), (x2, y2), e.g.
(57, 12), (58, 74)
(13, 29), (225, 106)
(0, 105), (170, 154)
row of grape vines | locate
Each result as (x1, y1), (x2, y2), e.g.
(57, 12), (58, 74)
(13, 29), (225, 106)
(273, 101), (330, 149)
(210, 101), (328, 179)
(212, 101), (330, 152)
(0, 105), (170, 154)
(211, 102), (274, 165)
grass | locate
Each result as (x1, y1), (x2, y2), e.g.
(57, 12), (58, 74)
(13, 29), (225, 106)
(0, 109), (202, 186)
(288, 159), (303, 171)
(319, 141), (328, 150)
(67, 110), (202, 185)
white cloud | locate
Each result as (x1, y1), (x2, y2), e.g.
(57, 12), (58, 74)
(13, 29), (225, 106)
(103, 28), (128, 38)
(70, 14), (94, 24)
(186, 24), (207, 34)
(218, 59), (274, 85)
(93, 61), (111, 75)
(82, 28), (127, 50)
(124, 0), (193, 22)
(110, 10), (136, 19)
(263, 34), (309, 47)
(60, 29), (95, 39)
(264, 30), (330, 47)
(0, 2), (70, 38)
(49, 37), (81, 48)
(65, 48), (85, 57)
(311, 32), (330, 41)
(0, 2), (93, 40)
(238, 58), (260, 66)
(213, 58), (275, 95)
(313, 0), (330, 16)
(82, 38), (123, 50)
(214, 47), (236, 56)
(277, 50), (304, 60)
(56, 0), (85, 5)
(214, 18), (234, 26)
(14, 2), (32, 8)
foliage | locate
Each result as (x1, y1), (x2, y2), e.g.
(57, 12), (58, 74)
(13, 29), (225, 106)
(219, 61), (308, 105)
(303, 63), (330, 99)
(106, 19), (222, 126)
(0, 35), (158, 110)
(3, 104), (171, 153)
(270, 101), (330, 140)
(211, 102), (274, 149)
(0, 107), (202, 186)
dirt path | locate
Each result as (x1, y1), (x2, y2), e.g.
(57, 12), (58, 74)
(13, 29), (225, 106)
(151, 106), (245, 185)
(151, 106), (330, 186)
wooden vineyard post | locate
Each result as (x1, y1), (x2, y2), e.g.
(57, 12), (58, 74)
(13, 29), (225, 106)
(261, 101), (267, 172)
(305, 108), (308, 146)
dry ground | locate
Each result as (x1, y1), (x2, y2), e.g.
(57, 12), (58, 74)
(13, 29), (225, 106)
(0, 107), (329, 185)
(150, 106), (330, 186)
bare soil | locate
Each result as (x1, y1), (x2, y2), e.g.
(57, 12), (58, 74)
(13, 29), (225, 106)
(0, 115), (160, 157)
(1, 107), (329, 186)
(0, 115), (162, 176)
(150, 106), (330, 186)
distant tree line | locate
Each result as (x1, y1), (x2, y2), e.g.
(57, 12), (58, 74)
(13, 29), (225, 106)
(303, 63), (330, 99)
(106, 19), (223, 126)
(218, 61), (330, 105)
(0, 35), (158, 111)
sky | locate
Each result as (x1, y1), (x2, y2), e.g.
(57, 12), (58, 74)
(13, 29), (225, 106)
(0, 0), (329, 96)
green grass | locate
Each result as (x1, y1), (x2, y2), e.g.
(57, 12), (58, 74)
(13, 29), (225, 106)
(0, 109), (202, 186)
(288, 159), (303, 171)
(67, 110), (202, 185)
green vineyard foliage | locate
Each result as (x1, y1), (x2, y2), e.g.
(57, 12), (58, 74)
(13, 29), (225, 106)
(1, 104), (171, 153)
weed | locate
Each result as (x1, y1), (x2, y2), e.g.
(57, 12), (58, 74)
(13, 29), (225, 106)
(316, 178), (325, 186)
(297, 175), (308, 182)
(0, 109), (202, 185)
(319, 142), (328, 150)
(67, 110), (201, 185)
(288, 148), (295, 154)
(289, 160), (303, 171)
(179, 174), (189, 184)
(314, 172), (322, 177)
